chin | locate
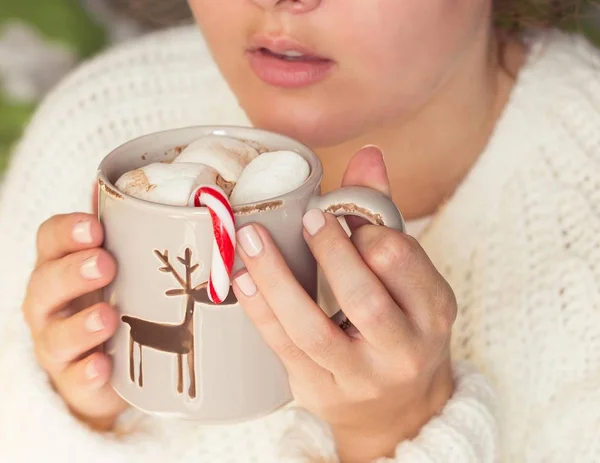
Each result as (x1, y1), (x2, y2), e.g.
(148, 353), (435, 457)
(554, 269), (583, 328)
(253, 116), (353, 149)
(242, 93), (368, 149)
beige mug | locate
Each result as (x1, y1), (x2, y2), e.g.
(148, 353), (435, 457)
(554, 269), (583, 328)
(97, 126), (405, 423)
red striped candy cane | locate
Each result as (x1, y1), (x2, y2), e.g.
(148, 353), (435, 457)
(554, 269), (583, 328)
(189, 185), (236, 304)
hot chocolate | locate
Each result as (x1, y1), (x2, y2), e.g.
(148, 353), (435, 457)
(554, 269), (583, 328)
(115, 134), (310, 207)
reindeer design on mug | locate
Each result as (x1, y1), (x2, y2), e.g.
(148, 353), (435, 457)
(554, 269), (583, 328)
(120, 248), (236, 399)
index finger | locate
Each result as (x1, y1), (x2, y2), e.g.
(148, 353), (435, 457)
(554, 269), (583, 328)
(236, 224), (355, 373)
(36, 213), (104, 266)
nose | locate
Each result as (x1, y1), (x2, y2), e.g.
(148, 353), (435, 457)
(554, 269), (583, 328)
(252, 0), (321, 14)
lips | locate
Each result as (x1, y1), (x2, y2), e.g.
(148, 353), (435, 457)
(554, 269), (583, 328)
(247, 35), (334, 88)
(257, 47), (322, 62)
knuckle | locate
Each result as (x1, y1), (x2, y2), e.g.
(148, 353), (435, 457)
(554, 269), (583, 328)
(315, 233), (346, 262)
(368, 290), (393, 317)
(21, 290), (35, 326)
(21, 303), (37, 332)
(31, 258), (70, 303)
(261, 270), (282, 293)
(249, 305), (278, 328)
(430, 282), (457, 335)
(27, 264), (44, 294)
(347, 287), (392, 328)
(46, 260), (71, 297)
(35, 218), (52, 251)
(36, 215), (65, 252)
(37, 328), (65, 366)
(30, 257), (78, 314)
(52, 326), (79, 364)
(276, 340), (305, 363)
(351, 222), (378, 242)
(363, 230), (416, 275)
(33, 341), (51, 371)
(296, 325), (335, 357)
(62, 252), (87, 282)
(23, 267), (49, 316)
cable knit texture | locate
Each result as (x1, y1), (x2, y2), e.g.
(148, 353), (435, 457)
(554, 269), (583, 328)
(0, 26), (599, 463)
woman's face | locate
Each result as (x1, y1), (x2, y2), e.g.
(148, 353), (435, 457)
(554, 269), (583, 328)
(188, 0), (491, 148)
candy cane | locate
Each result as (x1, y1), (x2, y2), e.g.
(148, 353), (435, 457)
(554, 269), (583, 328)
(189, 185), (236, 304)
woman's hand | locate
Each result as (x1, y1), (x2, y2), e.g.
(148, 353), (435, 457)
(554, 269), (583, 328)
(232, 147), (456, 462)
(21, 189), (127, 430)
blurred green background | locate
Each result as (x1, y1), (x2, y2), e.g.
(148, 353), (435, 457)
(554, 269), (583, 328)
(0, 1), (599, 176)
(0, 1), (108, 173)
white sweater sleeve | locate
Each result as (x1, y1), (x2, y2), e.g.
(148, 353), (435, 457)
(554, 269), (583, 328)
(277, 361), (498, 463)
(0, 311), (165, 463)
(380, 362), (498, 463)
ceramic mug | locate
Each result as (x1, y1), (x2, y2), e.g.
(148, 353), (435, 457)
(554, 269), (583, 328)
(97, 126), (405, 423)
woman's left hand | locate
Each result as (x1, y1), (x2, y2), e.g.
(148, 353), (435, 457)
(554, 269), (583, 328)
(232, 147), (457, 463)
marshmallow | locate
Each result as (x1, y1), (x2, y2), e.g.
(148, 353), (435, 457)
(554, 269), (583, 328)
(230, 151), (310, 205)
(240, 138), (269, 154)
(115, 162), (219, 206)
(174, 135), (260, 183)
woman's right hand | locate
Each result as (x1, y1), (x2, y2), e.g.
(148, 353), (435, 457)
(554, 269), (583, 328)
(21, 213), (127, 430)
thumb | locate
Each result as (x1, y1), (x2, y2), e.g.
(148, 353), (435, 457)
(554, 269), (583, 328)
(341, 146), (391, 231)
(341, 145), (391, 196)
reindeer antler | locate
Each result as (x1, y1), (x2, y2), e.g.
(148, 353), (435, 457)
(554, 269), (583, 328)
(155, 250), (186, 289)
(155, 248), (201, 295)
(177, 248), (199, 275)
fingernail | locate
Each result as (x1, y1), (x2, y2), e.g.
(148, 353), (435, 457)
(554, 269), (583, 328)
(235, 272), (257, 297)
(361, 144), (385, 159)
(85, 359), (99, 380)
(237, 225), (263, 257)
(303, 209), (326, 236)
(85, 310), (105, 333)
(72, 220), (93, 244)
(81, 256), (102, 280)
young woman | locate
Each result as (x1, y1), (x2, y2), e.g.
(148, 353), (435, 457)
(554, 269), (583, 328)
(0, 1), (598, 462)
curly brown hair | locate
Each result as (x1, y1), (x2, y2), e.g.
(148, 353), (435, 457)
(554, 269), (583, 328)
(108, 0), (599, 31)
(494, 0), (600, 31)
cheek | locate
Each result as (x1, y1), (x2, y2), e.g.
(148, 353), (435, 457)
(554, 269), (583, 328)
(337, 0), (486, 100)
(188, 0), (250, 63)
(189, 0), (268, 106)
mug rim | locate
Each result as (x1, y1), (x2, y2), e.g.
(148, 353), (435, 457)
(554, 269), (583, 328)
(97, 125), (323, 216)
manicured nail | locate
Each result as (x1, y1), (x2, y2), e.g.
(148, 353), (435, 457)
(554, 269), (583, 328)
(72, 220), (93, 244)
(303, 209), (326, 236)
(235, 272), (257, 297)
(81, 256), (102, 280)
(85, 359), (99, 381)
(361, 144), (385, 159)
(237, 225), (263, 257)
(85, 310), (105, 333)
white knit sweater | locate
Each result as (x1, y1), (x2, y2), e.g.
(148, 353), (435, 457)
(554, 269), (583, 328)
(0, 26), (599, 463)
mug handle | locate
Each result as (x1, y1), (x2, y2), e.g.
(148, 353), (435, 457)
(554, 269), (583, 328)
(307, 185), (405, 232)
(307, 186), (406, 330)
